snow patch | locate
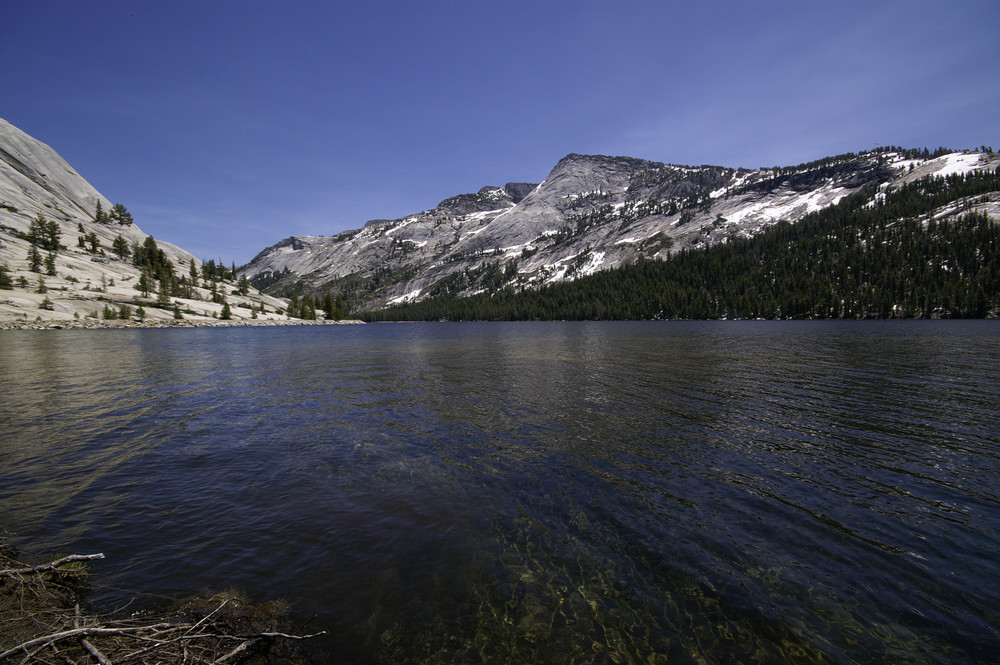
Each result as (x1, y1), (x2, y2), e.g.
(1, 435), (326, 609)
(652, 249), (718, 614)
(724, 183), (847, 226)
(893, 158), (923, 172)
(578, 251), (606, 276)
(464, 208), (508, 222)
(383, 217), (418, 236)
(932, 153), (982, 178)
(461, 226), (488, 239)
(566, 189), (609, 200)
(711, 171), (755, 198)
(388, 288), (423, 305)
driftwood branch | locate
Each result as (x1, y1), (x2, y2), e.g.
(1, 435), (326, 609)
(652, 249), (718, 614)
(212, 638), (261, 665)
(0, 553), (105, 577)
(0, 624), (177, 659)
(2, 621), (326, 663)
(0, 545), (324, 664)
(259, 631), (327, 640)
(80, 638), (113, 665)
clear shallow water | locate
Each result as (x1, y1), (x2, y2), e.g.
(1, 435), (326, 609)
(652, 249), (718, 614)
(1, 321), (999, 664)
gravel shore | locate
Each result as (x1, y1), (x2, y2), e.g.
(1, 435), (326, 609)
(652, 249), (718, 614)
(0, 318), (364, 331)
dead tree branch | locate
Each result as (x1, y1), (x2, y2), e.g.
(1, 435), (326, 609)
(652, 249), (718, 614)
(1, 544), (324, 664)
(0, 553), (105, 577)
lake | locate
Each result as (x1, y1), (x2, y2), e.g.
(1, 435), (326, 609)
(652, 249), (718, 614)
(1, 321), (999, 664)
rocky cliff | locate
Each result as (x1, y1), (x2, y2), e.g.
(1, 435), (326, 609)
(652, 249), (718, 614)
(0, 118), (288, 324)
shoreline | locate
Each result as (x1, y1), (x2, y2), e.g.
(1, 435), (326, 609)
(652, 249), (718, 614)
(0, 539), (321, 663)
(0, 318), (364, 331)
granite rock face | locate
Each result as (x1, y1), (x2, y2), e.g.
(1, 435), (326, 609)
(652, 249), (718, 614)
(243, 147), (999, 310)
(0, 118), (197, 272)
(0, 118), (288, 324)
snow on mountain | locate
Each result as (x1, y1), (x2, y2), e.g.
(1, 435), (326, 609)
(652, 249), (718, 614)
(934, 152), (984, 177)
(6, 114), (994, 322)
(243, 147), (999, 310)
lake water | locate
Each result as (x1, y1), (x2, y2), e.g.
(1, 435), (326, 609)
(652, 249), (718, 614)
(1, 321), (999, 664)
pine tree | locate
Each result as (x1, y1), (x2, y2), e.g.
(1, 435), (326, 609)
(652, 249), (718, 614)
(28, 215), (60, 251)
(157, 284), (172, 308)
(136, 268), (152, 297)
(94, 201), (109, 224)
(201, 259), (216, 282)
(298, 294), (316, 320)
(27, 244), (42, 273)
(112, 235), (130, 259)
(109, 203), (133, 225)
(0, 263), (12, 290)
(220, 301), (232, 320)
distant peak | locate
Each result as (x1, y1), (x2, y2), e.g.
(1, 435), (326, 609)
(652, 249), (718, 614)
(554, 153), (663, 171)
(503, 182), (537, 203)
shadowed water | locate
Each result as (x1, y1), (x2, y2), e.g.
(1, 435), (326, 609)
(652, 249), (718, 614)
(1, 321), (999, 663)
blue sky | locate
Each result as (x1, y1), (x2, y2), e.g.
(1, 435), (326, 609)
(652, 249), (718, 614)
(3, 1), (998, 265)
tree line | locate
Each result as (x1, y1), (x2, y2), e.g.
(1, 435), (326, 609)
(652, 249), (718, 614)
(364, 169), (1000, 321)
(285, 291), (346, 320)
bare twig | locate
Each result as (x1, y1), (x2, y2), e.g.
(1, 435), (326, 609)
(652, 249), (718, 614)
(212, 637), (261, 664)
(0, 553), (105, 577)
(0, 624), (176, 659)
(80, 638), (113, 665)
(1, 545), (323, 665)
(260, 631), (327, 640)
(183, 599), (229, 636)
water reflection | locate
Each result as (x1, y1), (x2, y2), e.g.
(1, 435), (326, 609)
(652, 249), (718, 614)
(1, 322), (999, 664)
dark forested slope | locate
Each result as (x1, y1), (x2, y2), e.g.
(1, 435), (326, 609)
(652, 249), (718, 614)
(365, 170), (1000, 321)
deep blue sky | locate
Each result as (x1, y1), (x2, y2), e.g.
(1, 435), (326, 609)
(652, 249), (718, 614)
(4, 1), (998, 264)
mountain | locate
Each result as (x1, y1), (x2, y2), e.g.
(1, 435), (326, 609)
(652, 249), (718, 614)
(371, 169), (1000, 321)
(0, 118), (289, 326)
(241, 147), (1000, 312)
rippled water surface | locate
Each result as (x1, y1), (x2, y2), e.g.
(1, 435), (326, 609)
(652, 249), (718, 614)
(2, 321), (999, 663)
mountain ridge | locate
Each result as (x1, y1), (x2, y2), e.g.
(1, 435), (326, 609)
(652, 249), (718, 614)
(367, 168), (1000, 321)
(242, 146), (999, 312)
(5, 116), (996, 323)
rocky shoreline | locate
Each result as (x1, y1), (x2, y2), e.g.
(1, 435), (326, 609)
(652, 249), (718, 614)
(0, 318), (364, 331)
